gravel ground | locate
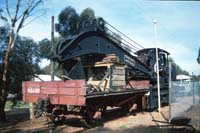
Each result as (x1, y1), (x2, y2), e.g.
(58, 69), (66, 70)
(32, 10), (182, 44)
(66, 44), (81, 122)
(0, 106), (199, 133)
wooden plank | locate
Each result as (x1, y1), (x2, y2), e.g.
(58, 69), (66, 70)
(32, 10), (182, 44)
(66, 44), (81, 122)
(84, 63), (112, 68)
(113, 66), (125, 69)
(112, 69), (125, 75)
(128, 80), (150, 85)
(126, 80), (150, 89)
(102, 54), (119, 62)
(29, 103), (34, 120)
(112, 80), (126, 86)
(87, 80), (110, 90)
(142, 95), (147, 109)
(112, 75), (125, 80)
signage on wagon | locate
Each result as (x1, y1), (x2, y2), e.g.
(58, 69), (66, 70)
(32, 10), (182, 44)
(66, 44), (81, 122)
(27, 87), (40, 94)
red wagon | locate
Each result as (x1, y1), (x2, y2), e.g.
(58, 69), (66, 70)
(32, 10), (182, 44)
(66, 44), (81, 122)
(23, 79), (149, 127)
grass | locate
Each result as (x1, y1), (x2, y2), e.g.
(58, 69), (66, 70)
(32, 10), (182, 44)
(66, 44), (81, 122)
(5, 101), (29, 111)
(119, 125), (129, 129)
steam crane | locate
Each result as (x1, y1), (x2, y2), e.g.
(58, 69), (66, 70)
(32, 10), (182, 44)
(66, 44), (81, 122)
(23, 18), (170, 127)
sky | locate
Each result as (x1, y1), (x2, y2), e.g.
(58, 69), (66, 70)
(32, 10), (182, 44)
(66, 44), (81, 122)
(1, 0), (200, 75)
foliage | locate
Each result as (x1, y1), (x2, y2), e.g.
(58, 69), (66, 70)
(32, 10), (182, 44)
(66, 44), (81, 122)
(57, 6), (96, 37)
(0, 31), (42, 100)
(41, 62), (62, 78)
(38, 37), (64, 78)
(38, 38), (51, 59)
(192, 75), (200, 81)
(38, 37), (61, 59)
(8, 36), (42, 96)
(0, 0), (44, 121)
(80, 8), (95, 22)
(5, 101), (29, 110)
(169, 57), (190, 76)
(0, 34), (42, 98)
(58, 6), (80, 37)
(197, 48), (200, 64)
(0, 26), (9, 70)
(57, 6), (123, 52)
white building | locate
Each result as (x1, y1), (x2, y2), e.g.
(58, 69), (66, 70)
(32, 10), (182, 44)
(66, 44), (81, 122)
(34, 74), (61, 81)
(176, 74), (191, 82)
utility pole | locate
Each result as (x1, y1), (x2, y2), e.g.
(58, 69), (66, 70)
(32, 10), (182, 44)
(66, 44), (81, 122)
(51, 16), (55, 81)
(154, 19), (161, 115)
(169, 61), (172, 122)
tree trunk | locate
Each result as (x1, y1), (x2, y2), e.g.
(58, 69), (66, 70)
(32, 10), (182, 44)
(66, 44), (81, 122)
(0, 35), (13, 121)
(0, 87), (6, 121)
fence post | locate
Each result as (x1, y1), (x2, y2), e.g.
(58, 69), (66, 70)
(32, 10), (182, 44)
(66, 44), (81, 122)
(29, 102), (34, 120)
(192, 72), (195, 104)
(169, 62), (172, 122)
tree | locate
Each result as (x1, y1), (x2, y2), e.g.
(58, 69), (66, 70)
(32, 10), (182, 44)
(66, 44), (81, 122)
(57, 6), (122, 47)
(80, 8), (95, 22)
(8, 37), (41, 98)
(169, 57), (190, 76)
(0, 0), (44, 121)
(0, 34), (41, 105)
(41, 63), (62, 78)
(38, 37), (63, 78)
(38, 37), (61, 59)
(57, 7), (96, 37)
(38, 38), (51, 59)
(197, 48), (200, 64)
(58, 6), (79, 37)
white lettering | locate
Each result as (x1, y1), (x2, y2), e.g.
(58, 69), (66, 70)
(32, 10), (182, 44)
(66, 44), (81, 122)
(27, 87), (40, 94)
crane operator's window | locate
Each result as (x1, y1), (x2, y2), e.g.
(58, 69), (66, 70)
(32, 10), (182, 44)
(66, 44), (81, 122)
(159, 53), (166, 67)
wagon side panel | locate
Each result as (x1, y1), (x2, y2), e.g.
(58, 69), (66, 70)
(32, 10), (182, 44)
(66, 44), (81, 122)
(22, 80), (86, 106)
(58, 80), (86, 105)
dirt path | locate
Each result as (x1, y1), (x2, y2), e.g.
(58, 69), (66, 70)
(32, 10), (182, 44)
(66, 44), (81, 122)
(0, 106), (199, 133)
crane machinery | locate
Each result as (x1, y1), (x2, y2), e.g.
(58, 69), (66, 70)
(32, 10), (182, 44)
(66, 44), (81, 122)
(23, 18), (170, 127)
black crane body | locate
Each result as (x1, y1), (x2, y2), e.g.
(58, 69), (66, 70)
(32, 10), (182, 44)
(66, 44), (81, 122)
(23, 18), (170, 127)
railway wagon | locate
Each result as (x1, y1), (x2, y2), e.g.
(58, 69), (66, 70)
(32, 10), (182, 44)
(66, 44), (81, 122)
(22, 18), (169, 127)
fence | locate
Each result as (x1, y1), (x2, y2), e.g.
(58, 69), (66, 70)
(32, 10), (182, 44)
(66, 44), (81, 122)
(169, 62), (200, 130)
(169, 81), (200, 119)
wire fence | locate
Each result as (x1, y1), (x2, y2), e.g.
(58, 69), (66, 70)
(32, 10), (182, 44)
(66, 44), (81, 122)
(168, 71), (200, 133)
(169, 81), (200, 119)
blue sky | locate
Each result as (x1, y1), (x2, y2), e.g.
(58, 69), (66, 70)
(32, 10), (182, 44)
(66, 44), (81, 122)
(1, 0), (200, 75)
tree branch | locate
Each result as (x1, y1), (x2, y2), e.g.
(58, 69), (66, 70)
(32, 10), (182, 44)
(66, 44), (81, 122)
(11, 0), (43, 48)
(12, 0), (22, 26)
(28, 0), (43, 15)
(16, 0), (32, 21)
(22, 13), (44, 28)
(5, 0), (12, 20)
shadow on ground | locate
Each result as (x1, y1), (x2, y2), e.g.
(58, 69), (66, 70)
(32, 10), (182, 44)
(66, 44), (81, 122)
(0, 107), (199, 133)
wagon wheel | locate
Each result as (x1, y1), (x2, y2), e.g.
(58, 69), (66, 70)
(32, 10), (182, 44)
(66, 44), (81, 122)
(82, 106), (98, 128)
(100, 106), (107, 116)
(121, 103), (133, 115)
(50, 110), (56, 131)
(50, 108), (66, 127)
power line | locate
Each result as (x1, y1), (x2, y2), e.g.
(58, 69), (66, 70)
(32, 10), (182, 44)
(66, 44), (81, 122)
(106, 29), (138, 52)
(107, 28), (139, 51)
(104, 20), (145, 49)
